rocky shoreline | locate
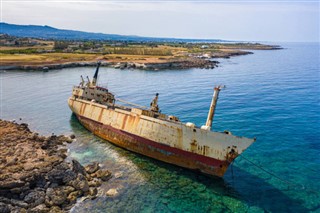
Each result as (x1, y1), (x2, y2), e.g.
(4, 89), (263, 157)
(0, 58), (219, 71)
(0, 120), (111, 213)
(113, 58), (218, 70)
(0, 62), (109, 72)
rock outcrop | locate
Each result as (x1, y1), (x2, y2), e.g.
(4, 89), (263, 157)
(0, 61), (111, 71)
(0, 58), (218, 71)
(111, 59), (218, 71)
(0, 120), (111, 212)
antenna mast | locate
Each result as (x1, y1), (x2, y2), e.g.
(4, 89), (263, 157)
(205, 85), (225, 130)
(92, 61), (101, 86)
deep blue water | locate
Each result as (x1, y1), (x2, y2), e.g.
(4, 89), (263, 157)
(1, 42), (319, 212)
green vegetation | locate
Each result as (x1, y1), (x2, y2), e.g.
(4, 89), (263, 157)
(103, 47), (172, 56)
(53, 41), (70, 51)
(0, 34), (280, 68)
(0, 48), (39, 54)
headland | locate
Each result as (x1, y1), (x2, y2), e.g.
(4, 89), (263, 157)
(0, 34), (281, 71)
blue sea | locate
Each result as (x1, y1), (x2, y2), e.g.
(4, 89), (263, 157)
(1, 42), (319, 212)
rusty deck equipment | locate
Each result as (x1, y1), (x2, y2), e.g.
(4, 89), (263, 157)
(68, 62), (255, 177)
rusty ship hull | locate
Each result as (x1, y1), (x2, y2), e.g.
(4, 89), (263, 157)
(68, 97), (255, 177)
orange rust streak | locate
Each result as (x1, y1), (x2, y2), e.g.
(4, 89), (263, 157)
(79, 103), (84, 115)
(126, 115), (138, 132)
(121, 115), (128, 130)
(177, 128), (183, 148)
(77, 115), (229, 177)
(82, 104), (87, 115)
(70, 99), (74, 108)
(98, 108), (104, 122)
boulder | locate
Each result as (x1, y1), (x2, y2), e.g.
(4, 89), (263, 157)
(84, 162), (100, 174)
(100, 171), (112, 181)
(29, 204), (49, 213)
(47, 162), (70, 184)
(114, 172), (123, 179)
(71, 160), (86, 176)
(88, 187), (97, 197)
(106, 188), (118, 197)
(88, 178), (102, 187)
(45, 187), (67, 207)
(69, 174), (89, 193)
(9, 199), (29, 208)
(61, 186), (75, 195)
(48, 206), (63, 213)
(0, 202), (10, 213)
(91, 169), (112, 181)
(62, 169), (77, 185)
(67, 191), (81, 203)
(24, 190), (45, 206)
(0, 180), (25, 189)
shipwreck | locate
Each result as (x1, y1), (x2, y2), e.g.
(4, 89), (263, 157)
(68, 62), (255, 177)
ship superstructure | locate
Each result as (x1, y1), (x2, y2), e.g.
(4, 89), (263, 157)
(68, 62), (255, 177)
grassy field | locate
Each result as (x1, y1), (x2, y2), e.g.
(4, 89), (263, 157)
(0, 53), (100, 66)
(0, 36), (280, 67)
(0, 40), (54, 51)
(0, 52), (179, 66)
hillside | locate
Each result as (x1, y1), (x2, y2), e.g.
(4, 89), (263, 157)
(0, 22), (224, 43)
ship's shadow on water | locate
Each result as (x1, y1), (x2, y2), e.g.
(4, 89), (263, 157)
(68, 114), (310, 212)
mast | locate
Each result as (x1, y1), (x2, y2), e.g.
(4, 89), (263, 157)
(92, 61), (101, 86)
(80, 75), (85, 87)
(205, 86), (224, 130)
(86, 76), (91, 87)
(150, 93), (159, 112)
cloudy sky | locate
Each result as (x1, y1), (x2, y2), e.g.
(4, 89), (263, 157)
(1, 0), (319, 42)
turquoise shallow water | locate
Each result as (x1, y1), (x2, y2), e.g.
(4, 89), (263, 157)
(1, 42), (319, 212)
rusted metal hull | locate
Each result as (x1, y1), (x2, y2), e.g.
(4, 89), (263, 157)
(76, 114), (229, 177)
(68, 97), (255, 177)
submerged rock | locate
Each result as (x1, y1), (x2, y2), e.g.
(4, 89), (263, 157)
(91, 169), (112, 182)
(114, 172), (123, 179)
(88, 178), (102, 187)
(106, 188), (118, 197)
(69, 174), (89, 192)
(85, 162), (100, 174)
(88, 187), (98, 199)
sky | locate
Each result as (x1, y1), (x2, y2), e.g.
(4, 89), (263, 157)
(1, 0), (319, 42)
